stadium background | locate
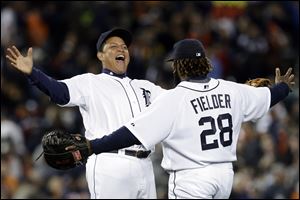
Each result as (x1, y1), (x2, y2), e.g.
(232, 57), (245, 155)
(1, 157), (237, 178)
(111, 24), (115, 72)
(1, 1), (299, 199)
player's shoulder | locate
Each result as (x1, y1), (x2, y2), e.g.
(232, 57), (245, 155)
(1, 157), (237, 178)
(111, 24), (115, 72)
(131, 78), (154, 84)
(148, 87), (176, 103)
(77, 73), (114, 80)
(68, 72), (97, 79)
(218, 79), (248, 88)
(218, 78), (270, 95)
(131, 78), (163, 88)
(218, 78), (239, 86)
(157, 86), (180, 99)
(61, 73), (94, 83)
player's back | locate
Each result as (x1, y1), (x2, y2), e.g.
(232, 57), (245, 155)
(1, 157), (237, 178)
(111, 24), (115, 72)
(158, 78), (270, 171)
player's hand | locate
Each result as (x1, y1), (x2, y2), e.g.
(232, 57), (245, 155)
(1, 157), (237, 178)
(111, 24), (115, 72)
(275, 67), (295, 90)
(6, 46), (33, 75)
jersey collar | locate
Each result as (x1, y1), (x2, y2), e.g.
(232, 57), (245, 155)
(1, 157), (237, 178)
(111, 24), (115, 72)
(102, 68), (126, 78)
(179, 78), (219, 91)
(187, 75), (210, 83)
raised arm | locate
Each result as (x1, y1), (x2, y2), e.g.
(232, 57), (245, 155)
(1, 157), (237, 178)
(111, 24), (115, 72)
(6, 46), (70, 105)
(275, 67), (295, 89)
(270, 67), (295, 107)
(6, 46), (33, 75)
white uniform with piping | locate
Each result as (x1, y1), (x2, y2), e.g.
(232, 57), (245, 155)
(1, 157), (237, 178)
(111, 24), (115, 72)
(61, 72), (165, 198)
(125, 78), (271, 199)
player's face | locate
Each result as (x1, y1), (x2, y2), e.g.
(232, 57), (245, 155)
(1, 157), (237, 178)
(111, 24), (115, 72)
(98, 36), (130, 74)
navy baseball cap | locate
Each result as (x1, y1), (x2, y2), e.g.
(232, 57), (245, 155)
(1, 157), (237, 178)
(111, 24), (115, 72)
(166, 39), (206, 61)
(96, 28), (132, 51)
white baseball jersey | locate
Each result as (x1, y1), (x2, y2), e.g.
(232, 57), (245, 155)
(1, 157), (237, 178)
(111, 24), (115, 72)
(60, 73), (164, 144)
(126, 78), (271, 171)
(59, 72), (165, 198)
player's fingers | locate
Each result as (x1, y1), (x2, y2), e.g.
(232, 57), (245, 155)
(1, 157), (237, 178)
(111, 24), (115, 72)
(12, 46), (21, 57)
(288, 74), (295, 82)
(27, 47), (33, 58)
(284, 67), (292, 78)
(275, 68), (281, 78)
(12, 63), (18, 68)
(6, 55), (15, 63)
(10, 62), (17, 68)
(7, 48), (18, 59)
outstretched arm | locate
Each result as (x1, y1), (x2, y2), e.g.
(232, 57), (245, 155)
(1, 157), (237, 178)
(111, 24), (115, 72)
(275, 67), (295, 89)
(6, 46), (33, 75)
(6, 46), (70, 105)
(87, 126), (141, 155)
(42, 127), (141, 170)
(245, 67), (295, 108)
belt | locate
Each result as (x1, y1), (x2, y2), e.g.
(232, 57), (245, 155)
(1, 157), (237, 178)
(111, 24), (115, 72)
(110, 149), (151, 158)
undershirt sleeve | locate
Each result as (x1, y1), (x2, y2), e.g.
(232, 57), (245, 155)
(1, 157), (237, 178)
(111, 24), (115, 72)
(27, 67), (70, 105)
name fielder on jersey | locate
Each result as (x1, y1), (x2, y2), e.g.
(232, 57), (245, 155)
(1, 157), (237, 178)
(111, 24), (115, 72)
(189, 93), (233, 151)
(190, 93), (231, 114)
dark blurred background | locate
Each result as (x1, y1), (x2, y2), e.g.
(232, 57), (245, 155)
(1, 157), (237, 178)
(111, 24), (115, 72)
(1, 1), (299, 199)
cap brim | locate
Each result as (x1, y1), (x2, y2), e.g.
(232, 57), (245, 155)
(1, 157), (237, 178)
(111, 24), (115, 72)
(106, 29), (132, 47)
(166, 58), (174, 62)
(165, 52), (175, 62)
(97, 28), (132, 51)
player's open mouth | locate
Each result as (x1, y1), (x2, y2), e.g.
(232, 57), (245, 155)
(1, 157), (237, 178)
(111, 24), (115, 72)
(115, 55), (125, 66)
(116, 55), (125, 61)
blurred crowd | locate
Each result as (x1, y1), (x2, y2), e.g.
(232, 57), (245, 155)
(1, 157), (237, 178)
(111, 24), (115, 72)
(1, 1), (299, 199)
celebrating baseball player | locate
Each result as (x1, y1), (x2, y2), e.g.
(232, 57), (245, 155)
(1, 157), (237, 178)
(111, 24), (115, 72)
(6, 28), (166, 198)
(63, 39), (294, 199)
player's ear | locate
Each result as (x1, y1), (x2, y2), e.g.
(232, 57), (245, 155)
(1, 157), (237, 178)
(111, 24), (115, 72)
(97, 52), (104, 61)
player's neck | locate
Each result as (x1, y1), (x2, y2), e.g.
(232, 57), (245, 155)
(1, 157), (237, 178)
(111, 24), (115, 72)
(102, 68), (126, 78)
(186, 75), (210, 83)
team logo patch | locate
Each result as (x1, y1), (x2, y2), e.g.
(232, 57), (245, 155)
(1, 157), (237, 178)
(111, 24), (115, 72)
(72, 150), (82, 161)
(140, 88), (151, 107)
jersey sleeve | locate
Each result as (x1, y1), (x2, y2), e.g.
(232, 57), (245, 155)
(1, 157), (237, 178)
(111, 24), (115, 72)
(239, 85), (271, 122)
(125, 91), (176, 150)
(60, 74), (90, 107)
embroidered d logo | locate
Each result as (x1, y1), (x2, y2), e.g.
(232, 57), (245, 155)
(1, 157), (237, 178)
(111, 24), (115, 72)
(140, 88), (151, 107)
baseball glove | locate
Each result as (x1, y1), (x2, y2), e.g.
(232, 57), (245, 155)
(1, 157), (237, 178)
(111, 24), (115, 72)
(245, 78), (272, 88)
(41, 130), (91, 170)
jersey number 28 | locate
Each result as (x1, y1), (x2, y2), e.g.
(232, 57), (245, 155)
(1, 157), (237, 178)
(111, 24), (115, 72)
(199, 113), (233, 150)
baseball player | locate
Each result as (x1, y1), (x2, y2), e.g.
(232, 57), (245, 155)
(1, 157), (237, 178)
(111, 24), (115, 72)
(85, 39), (295, 199)
(6, 28), (166, 198)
